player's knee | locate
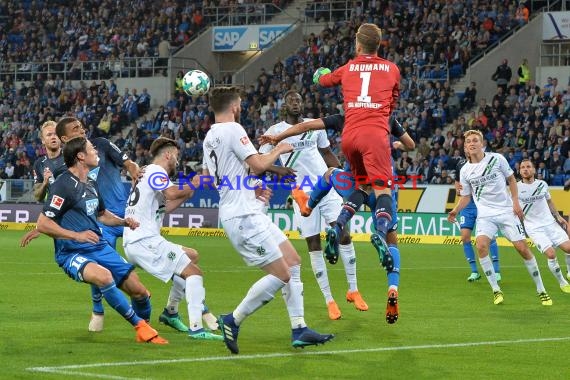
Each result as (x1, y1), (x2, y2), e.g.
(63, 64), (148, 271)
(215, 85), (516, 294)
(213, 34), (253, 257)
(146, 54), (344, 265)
(181, 263), (202, 278)
(94, 267), (114, 287)
(184, 247), (199, 262)
(544, 248), (556, 259)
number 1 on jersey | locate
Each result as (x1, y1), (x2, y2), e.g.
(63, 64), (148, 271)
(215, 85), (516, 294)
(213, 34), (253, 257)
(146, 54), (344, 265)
(357, 71), (371, 103)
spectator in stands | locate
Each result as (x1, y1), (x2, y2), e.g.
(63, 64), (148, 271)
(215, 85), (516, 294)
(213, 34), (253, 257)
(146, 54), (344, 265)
(517, 58), (531, 90)
(4, 161), (14, 178)
(461, 82), (477, 110)
(515, 3), (530, 25)
(491, 59), (512, 93)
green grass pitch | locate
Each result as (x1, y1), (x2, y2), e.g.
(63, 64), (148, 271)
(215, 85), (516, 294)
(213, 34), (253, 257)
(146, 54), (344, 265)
(1, 230), (569, 379)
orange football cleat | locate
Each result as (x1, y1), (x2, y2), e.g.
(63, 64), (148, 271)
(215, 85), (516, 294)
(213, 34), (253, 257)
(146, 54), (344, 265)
(385, 289), (399, 324)
(291, 187), (313, 217)
(327, 300), (342, 320)
(346, 290), (369, 311)
(135, 320), (169, 344)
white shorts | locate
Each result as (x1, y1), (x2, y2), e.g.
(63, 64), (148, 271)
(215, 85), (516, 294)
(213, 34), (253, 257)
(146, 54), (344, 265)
(123, 236), (190, 282)
(475, 213), (526, 242)
(223, 213), (287, 267)
(526, 222), (570, 253)
(293, 190), (343, 238)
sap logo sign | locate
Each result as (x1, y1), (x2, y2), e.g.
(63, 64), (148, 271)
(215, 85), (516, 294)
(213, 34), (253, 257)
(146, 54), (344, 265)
(213, 28), (246, 49)
(259, 26), (288, 49)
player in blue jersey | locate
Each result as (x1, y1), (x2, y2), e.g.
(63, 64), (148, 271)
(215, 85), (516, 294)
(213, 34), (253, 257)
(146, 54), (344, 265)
(32, 121), (66, 202)
(259, 114), (414, 324)
(36, 136), (167, 344)
(55, 117), (219, 333)
(455, 155), (501, 282)
(56, 116), (142, 332)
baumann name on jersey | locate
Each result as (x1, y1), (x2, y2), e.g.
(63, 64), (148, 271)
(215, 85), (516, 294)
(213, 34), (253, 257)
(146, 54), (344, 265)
(348, 63), (391, 72)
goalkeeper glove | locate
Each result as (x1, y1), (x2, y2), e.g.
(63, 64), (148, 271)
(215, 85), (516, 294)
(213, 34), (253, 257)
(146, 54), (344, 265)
(313, 67), (331, 85)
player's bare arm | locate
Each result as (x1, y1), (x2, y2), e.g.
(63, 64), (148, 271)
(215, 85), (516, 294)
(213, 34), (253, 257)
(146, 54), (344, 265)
(97, 209), (139, 229)
(246, 143), (293, 175)
(37, 213), (100, 243)
(393, 133), (415, 151)
(319, 147), (341, 168)
(258, 119), (325, 146)
(33, 167), (53, 201)
(164, 174), (200, 213)
(448, 196), (473, 223)
(124, 159), (141, 185)
(547, 198), (567, 227)
(507, 174), (523, 219)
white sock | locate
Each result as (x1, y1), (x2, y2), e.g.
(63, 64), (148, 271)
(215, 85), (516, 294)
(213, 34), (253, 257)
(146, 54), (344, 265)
(185, 275), (205, 331)
(547, 258), (568, 286)
(234, 274), (285, 326)
(282, 264), (306, 329)
(479, 255), (500, 292)
(565, 253), (570, 275)
(339, 242), (358, 292)
(166, 275), (186, 314)
(309, 251), (333, 303)
(524, 256), (546, 293)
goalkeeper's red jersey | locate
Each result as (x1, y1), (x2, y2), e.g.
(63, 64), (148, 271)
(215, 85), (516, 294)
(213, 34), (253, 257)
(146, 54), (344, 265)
(319, 54), (400, 134)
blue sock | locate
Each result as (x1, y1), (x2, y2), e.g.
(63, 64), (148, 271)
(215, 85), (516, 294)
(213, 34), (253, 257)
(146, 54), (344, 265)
(490, 239), (500, 273)
(131, 294), (152, 321)
(308, 174), (332, 209)
(336, 189), (367, 230)
(374, 194), (393, 237)
(330, 169), (356, 199)
(100, 282), (141, 326)
(463, 242), (478, 273)
(387, 245), (400, 287)
(91, 285), (105, 314)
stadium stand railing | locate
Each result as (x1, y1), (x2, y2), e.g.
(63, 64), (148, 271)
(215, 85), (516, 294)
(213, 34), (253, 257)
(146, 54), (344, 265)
(0, 58), (169, 83)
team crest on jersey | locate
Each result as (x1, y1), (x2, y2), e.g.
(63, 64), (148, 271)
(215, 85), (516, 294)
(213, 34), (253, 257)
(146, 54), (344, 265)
(256, 246), (266, 256)
(205, 137), (220, 150)
(240, 136), (250, 145)
(50, 195), (65, 210)
(167, 251), (176, 261)
(88, 167), (100, 181)
(85, 199), (99, 216)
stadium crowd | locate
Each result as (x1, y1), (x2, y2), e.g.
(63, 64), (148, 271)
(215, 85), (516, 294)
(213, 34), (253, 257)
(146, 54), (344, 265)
(1, 0), (569, 190)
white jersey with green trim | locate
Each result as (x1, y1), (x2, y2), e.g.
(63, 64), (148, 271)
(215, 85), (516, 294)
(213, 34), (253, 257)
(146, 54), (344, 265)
(203, 122), (260, 222)
(518, 179), (554, 231)
(459, 152), (514, 217)
(260, 120), (329, 183)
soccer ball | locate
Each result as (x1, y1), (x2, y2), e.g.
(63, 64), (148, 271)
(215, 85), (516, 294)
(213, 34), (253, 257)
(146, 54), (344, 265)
(182, 70), (211, 96)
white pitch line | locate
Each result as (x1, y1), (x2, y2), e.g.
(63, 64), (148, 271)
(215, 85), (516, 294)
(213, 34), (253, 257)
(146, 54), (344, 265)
(30, 368), (143, 380)
(27, 336), (570, 379)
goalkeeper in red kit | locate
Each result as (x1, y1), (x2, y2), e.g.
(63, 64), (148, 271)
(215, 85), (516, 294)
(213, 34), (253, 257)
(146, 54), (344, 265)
(312, 23), (401, 274)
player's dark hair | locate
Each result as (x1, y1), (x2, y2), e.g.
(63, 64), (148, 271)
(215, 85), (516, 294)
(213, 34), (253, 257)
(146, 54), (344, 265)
(63, 136), (88, 167)
(150, 137), (178, 158)
(520, 158), (534, 167)
(209, 86), (241, 114)
(284, 90), (300, 101)
(56, 117), (80, 140)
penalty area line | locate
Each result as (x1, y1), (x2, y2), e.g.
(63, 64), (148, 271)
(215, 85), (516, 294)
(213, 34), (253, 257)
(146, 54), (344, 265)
(27, 336), (570, 378)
